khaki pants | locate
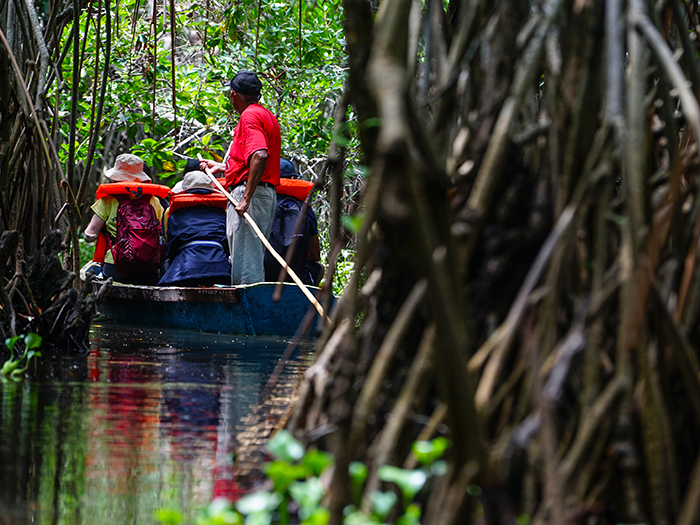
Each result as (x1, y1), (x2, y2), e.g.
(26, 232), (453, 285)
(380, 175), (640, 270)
(227, 183), (276, 285)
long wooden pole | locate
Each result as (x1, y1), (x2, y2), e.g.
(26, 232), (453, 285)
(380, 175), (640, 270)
(198, 158), (328, 320)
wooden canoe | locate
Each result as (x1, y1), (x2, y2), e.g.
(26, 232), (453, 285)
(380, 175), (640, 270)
(90, 280), (329, 337)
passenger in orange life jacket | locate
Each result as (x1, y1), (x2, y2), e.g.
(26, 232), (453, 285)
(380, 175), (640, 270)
(158, 171), (231, 287)
(84, 153), (166, 284)
(264, 159), (323, 286)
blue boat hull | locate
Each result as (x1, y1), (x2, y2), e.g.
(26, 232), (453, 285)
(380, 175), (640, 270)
(91, 281), (329, 337)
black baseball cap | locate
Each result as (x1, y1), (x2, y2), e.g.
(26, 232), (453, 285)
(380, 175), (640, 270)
(183, 158), (201, 175)
(225, 71), (262, 96)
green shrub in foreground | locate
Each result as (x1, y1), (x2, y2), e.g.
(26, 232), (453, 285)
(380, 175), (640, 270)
(156, 431), (451, 525)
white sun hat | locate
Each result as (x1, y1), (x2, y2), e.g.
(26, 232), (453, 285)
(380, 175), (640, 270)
(181, 171), (214, 192)
(105, 153), (151, 182)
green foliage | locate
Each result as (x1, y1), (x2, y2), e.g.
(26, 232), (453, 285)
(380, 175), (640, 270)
(157, 433), (450, 525)
(331, 248), (356, 297)
(410, 437), (450, 467)
(197, 497), (244, 525)
(267, 427), (306, 462)
(57, 0), (359, 296)
(154, 508), (184, 525)
(79, 237), (96, 268)
(54, 0), (350, 171)
(369, 490), (397, 519)
(349, 461), (368, 504)
(342, 213), (364, 234)
(376, 466), (426, 506)
(1, 333), (43, 381)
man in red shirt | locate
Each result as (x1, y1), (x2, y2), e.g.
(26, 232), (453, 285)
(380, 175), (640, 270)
(201, 71), (281, 284)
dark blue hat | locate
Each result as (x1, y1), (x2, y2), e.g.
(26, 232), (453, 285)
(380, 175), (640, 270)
(183, 158), (201, 175)
(225, 70), (262, 96)
(280, 158), (297, 179)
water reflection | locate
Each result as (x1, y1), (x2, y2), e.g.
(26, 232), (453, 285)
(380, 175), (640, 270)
(0, 322), (313, 524)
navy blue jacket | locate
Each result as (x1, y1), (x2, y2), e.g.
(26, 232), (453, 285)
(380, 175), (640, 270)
(159, 190), (230, 286)
(264, 195), (319, 285)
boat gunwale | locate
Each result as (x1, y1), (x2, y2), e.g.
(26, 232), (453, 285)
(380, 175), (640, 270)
(90, 280), (320, 304)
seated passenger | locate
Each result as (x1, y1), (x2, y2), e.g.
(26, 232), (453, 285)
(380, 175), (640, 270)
(84, 153), (167, 285)
(159, 171), (231, 287)
(264, 159), (323, 286)
(170, 158), (202, 194)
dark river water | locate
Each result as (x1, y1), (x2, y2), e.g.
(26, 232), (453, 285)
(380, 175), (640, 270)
(0, 321), (314, 524)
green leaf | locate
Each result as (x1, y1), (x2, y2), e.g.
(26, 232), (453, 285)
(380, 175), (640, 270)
(349, 462), (368, 485)
(266, 429), (304, 462)
(377, 466), (426, 503)
(301, 507), (330, 525)
(396, 503), (421, 525)
(341, 213), (364, 234)
(201, 497), (243, 524)
(1, 358), (19, 376)
(466, 484), (482, 496)
(362, 117), (382, 129)
(154, 508), (184, 525)
(234, 491), (281, 515)
(430, 460), (448, 477)
(411, 437), (450, 466)
(24, 333), (42, 350)
(349, 461), (368, 504)
(302, 449), (333, 477)
(342, 506), (383, 525)
(4, 336), (20, 351)
(265, 461), (309, 492)
(369, 490), (396, 519)
(289, 477), (325, 519)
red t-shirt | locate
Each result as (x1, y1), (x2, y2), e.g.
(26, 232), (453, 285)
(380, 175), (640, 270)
(224, 104), (281, 189)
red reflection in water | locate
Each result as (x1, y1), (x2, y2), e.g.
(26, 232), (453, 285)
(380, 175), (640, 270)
(86, 350), (164, 495)
(85, 347), (244, 504)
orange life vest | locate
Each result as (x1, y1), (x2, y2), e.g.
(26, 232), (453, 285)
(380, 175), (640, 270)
(276, 179), (314, 201)
(95, 181), (171, 200)
(168, 191), (228, 214)
(92, 182), (170, 263)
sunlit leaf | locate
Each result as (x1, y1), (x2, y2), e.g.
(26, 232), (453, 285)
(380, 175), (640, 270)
(204, 496), (244, 525)
(289, 477), (325, 519)
(349, 461), (368, 505)
(301, 507), (331, 525)
(430, 460), (448, 477)
(235, 491), (281, 515)
(411, 437), (450, 466)
(265, 461), (309, 492)
(369, 490), (396, 519)
(396, 503), (421, 525)
(377, 466), (426, 503)
(266, 429), (304, 462)
(302, 448), (333, 476)
(342, 506), (384, 525)
(154, 508), (184, 525)
(162, 160), (177, 172)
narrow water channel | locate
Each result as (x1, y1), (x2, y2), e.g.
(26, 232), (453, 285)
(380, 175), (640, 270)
(0, 321), (313, 524)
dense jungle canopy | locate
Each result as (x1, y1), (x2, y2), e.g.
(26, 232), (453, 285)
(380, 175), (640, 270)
(6, 0), (700, 522)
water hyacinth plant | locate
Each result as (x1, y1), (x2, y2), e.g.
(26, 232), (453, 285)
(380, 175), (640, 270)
(157, 430), (451, 525)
